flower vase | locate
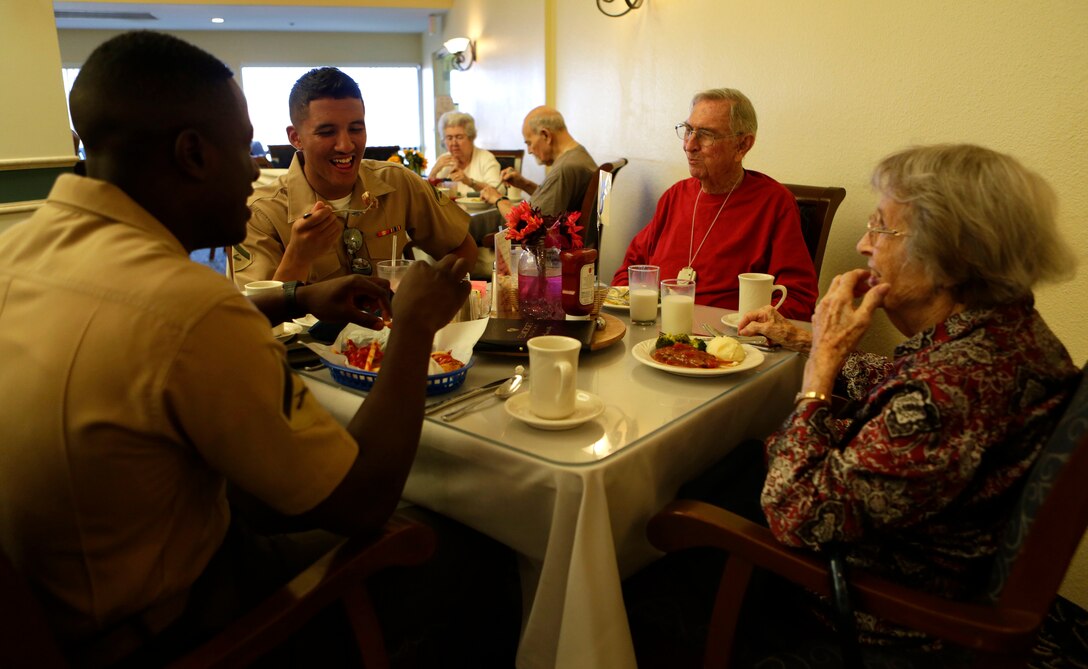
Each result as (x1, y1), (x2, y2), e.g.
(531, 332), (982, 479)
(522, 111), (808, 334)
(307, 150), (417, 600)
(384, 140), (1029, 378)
(517, 242), (564, 320)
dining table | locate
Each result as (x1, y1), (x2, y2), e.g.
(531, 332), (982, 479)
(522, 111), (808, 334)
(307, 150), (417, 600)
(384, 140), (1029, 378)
(300, 304), (806, 669)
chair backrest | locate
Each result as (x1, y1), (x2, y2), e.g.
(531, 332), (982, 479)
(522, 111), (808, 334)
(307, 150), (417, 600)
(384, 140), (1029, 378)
(489, 149), (524, 174)
(782, 184), (846, 277)
(579, 159), (627, 250)
(986, 364), (1088, 614)
(363, 145), (401, 161)
(267, 144), (296, 169)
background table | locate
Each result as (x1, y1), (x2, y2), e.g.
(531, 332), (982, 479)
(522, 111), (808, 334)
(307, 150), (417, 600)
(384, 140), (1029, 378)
(458, 202), (504, 243)
(302, 305), (805, 669)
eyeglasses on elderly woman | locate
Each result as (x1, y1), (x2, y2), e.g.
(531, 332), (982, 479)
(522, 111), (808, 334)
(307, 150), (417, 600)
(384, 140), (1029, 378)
(866, 211), (911, 243)
(674, 122), (741, 146)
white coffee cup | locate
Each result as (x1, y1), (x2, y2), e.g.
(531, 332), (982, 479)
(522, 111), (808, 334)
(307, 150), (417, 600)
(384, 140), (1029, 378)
(244, 280), (285, 334)
(527, 335), (580, 420)
(737, 273), (787, 315)
(244, 280), (283, 297)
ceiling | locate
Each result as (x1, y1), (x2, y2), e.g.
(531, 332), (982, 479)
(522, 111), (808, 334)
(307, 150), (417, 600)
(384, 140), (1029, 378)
(53, 2), (447, 33)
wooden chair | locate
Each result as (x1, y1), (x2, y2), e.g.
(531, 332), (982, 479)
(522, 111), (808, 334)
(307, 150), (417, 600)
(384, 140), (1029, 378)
(647, 364), (1088, 668)
(489, 149), (524, 175)
(782, 184), (846, 277)
(579, 158), (627, 249)
(1, 513), (437, 669)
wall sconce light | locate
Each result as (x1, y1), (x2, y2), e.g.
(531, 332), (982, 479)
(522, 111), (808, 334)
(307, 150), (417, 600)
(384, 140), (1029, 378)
(597, 0), (643, 18)
(443, 37), (476, 71)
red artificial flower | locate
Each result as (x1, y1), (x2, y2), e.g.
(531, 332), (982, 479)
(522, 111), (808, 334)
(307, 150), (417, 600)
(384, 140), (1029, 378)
(504, 201), (583, 249)
(504, 201), (545, 242)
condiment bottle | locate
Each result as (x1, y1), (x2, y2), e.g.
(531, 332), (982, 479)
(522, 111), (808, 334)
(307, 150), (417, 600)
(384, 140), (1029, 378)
(560, 248), (598, 317)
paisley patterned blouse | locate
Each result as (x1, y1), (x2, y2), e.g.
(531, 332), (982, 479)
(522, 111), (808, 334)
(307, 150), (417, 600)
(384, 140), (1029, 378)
(762, 301), (1077, 638)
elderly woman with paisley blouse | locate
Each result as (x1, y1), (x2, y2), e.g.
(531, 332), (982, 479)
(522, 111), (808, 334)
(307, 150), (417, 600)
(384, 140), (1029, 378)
(739, 143), (1078, 640)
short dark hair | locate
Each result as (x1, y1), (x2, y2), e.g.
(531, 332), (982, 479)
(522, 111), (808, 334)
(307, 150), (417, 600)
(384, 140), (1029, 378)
(70, 31), (234, 152)
(288, 67), (363, 126)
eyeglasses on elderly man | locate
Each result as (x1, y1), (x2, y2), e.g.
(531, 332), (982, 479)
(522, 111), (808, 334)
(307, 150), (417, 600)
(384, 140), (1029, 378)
(674, 122), (742, 146)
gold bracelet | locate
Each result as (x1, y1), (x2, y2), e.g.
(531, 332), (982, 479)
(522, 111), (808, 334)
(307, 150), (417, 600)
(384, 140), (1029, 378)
(794, 390), (829, 405)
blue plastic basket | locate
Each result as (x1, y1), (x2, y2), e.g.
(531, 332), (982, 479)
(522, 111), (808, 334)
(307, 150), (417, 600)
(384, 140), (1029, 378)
(323, 356), (474, 395)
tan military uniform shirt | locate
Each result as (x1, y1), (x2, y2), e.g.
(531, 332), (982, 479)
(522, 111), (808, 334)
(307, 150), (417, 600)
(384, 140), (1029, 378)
(234, 155), (471, 285)
(0, 175), (357, 644)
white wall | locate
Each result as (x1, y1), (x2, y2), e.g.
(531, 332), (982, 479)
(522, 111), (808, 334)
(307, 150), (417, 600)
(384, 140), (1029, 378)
(547, 0), (1088, 609)
(0, 0), (74, 177)
(436, 0), (548, 185)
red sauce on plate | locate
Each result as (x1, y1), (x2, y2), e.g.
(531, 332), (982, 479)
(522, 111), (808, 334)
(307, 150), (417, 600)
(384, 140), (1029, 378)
(651, 343), (724, 368)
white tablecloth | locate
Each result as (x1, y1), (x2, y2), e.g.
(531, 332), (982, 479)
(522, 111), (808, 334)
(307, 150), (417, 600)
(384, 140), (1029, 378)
(302, 304), (805, 669)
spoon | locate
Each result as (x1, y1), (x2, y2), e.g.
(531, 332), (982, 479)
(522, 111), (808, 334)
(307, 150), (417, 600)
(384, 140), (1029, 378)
(441, 372), (524, 421)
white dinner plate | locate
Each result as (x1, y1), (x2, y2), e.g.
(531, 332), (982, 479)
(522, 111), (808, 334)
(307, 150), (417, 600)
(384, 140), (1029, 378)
(631, 339), (765, 377)
(274, 322), (304, 342)
(720, 313), (743, 329)
(456, 197), (491, 210)
(505, 390), (604, 430)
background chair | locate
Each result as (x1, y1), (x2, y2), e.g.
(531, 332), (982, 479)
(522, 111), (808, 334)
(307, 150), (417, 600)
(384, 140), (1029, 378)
(267, 144), (296, 169)
(647, 363), (1088, 668)
(489, 149), (524, 175)
(782, 184), (846, 277)
(363, 146), (401, 161)
(579, 158), (627, 250)
(1, 513), (436, 669)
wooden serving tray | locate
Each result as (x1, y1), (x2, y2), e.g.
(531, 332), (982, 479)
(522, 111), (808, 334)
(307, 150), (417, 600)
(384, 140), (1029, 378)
(590, 312), (626, 351)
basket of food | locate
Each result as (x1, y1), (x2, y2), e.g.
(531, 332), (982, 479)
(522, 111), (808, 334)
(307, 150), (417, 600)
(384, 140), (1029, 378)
(304, 317), (489, 396)
(322, 354), (474, 395)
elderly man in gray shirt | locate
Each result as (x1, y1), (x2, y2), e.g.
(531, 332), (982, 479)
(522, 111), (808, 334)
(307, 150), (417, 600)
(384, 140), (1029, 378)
(480, 106), (597, 222)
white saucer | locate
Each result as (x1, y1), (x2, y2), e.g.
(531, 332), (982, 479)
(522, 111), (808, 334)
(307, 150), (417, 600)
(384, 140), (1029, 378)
(274, 322), (304, 342)
(505, 390), (604, 430)
(720, 313), (742, 329)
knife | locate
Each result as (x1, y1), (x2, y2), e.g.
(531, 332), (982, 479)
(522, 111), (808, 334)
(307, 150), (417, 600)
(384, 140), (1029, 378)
(424, 368), (524, 415)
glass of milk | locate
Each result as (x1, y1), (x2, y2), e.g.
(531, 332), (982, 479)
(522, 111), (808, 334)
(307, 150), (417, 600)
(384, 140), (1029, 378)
(628, 265), (660, 325)
(660, 278), (696, 335)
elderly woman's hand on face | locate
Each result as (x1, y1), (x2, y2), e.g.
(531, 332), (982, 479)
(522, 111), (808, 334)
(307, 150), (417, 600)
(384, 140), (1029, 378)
(800, 269), (890, 396)
(738, 306), (813, 353)
(428, 153), (456, 179)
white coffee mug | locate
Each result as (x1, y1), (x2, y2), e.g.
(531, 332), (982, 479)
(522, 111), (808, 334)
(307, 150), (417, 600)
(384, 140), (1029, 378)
(527, 335), (580, 420)
(737, 273), (787, 315)
(244, 280), (283, 297)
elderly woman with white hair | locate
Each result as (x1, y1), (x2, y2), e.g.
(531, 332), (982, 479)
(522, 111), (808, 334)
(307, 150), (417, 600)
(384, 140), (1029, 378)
(428, 111), (501, 196)
(737, 143), (1079, 645)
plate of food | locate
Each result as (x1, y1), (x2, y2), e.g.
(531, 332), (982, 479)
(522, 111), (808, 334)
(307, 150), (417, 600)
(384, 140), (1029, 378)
(456, 196), (491, 210)
(602, 285), (660, 312)
(631, 334), (764, 377)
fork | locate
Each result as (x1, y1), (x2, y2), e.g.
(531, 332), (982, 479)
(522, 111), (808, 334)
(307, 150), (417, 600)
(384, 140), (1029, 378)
(702, 322), (777, 350)
(330, 208), (370, 216)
